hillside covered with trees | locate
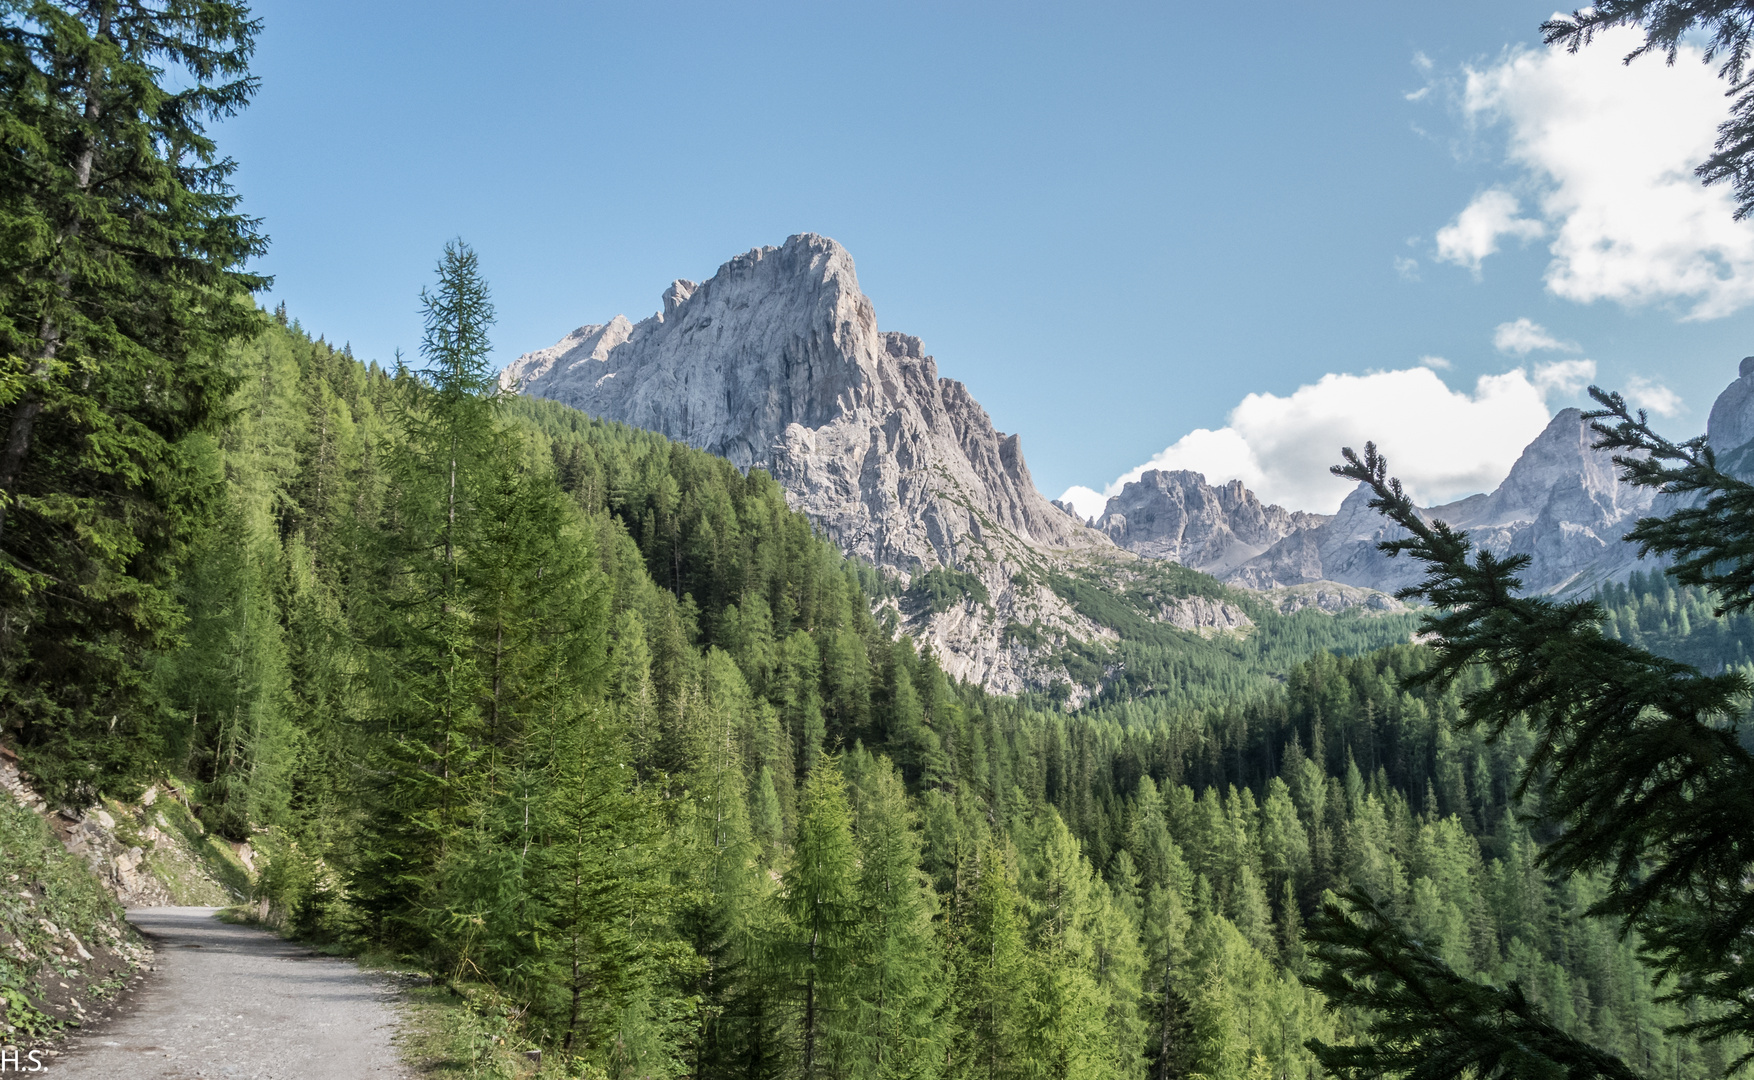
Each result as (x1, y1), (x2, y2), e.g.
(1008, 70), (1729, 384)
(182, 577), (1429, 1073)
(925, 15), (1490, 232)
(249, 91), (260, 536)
(4, 2), (1752, 1078)
(12, 270), (1710, 1077)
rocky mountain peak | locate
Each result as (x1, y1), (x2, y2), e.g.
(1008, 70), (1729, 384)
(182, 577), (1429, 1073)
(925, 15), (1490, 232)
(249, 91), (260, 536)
(1460, 407), (1622, 528)
(661, 279), (697, 318)
(504, 233), (1109, 692)
(1224, 405), (1662, 596)
(1094, 469), (1326, 576)
(1709, 356), (1754, 455)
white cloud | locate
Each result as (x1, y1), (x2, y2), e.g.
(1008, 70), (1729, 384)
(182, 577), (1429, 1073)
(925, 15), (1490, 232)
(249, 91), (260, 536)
(1435, 189), (1544, 272)
(1059, 485), (1108, 522)
(1625, 375), (1684, 417)
(1493, 317), (1577, 355)
(1394, 256), (1421, 280)
(1061, 363), (1588, 516)
(1418, 355), (1451, 369)
(1531, 357), (1596, 395)
(1456, 28), (1754, 318)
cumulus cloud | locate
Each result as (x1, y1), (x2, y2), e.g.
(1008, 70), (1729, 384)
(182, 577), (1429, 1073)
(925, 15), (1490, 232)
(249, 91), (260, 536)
(1454, 28), (1754, 318)
(1418, 355), (1451, 369)
(1058, 485), (1109, 522)
(1625, 375), (1683, 417)
(1493, 317), (1577, 355)
(1531, 358), (1596, 395)
(1061, 362), (1594, 517)
(1435, 189), (1544, 272)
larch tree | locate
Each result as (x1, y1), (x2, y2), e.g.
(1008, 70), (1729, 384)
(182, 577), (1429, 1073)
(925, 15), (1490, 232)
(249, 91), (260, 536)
(845, 748), (948, 1080)
(779, 757), (862, 1079)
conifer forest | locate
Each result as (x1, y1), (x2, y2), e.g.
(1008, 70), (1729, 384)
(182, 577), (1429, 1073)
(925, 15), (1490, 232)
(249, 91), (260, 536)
(7, 2), (1754, 1079)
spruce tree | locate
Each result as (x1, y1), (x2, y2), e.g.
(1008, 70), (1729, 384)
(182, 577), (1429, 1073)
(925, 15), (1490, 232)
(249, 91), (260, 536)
(1310, 398), (1754, 1077)
(0, 0), (268, 800)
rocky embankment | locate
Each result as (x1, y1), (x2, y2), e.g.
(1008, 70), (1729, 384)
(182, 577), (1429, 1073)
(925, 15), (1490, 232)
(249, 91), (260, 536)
(0, 747), (246, 1056)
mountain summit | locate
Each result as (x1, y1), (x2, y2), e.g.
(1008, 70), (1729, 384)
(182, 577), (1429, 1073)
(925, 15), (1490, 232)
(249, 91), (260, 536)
(505, 234), (1091, 572)
(505, 233), (1111, 692)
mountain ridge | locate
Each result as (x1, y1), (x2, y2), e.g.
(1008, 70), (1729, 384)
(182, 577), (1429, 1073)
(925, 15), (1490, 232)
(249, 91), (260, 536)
(503, 232), (1741, 692)
(504, 233), (1116, 694)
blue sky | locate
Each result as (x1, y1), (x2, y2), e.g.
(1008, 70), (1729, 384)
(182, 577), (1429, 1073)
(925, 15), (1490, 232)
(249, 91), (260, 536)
(223, 0), (1754, 514)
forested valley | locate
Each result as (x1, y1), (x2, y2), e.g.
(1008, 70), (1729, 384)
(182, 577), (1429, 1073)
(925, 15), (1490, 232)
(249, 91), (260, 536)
(8, 3), (1754, 1076)
(19, 270), (1723, 1077)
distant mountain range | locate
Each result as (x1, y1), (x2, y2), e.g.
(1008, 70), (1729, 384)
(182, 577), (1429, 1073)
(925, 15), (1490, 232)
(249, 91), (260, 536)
(505, 232), (1745, 688)
(1089, 404), (1664, 597)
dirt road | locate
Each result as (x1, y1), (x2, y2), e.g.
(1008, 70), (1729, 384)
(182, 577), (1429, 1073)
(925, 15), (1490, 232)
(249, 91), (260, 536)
(46, 907), (410, 1079)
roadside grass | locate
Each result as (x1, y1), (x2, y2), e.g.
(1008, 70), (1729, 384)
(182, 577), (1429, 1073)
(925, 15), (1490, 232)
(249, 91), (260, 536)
(0, 797), (141, 1047)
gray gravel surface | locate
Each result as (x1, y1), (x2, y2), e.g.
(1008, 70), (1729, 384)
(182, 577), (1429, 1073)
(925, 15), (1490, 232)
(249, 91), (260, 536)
(47, 907), (410, 1079)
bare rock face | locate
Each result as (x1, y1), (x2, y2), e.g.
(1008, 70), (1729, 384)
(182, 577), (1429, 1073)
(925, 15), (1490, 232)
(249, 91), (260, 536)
(1708, 356), (1754, 457)
(1153, 595), (1254, 635)
(503, 234), (1110, 692)
(1094, 470), (1326, 576)
(1227, 408), (1658, 596)
(1257, 581), (1408, 615)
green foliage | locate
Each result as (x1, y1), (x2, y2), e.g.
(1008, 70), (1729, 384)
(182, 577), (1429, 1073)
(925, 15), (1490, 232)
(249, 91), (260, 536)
(1306, 890), (1642, 1080)
(25, 271), (1724, 1076)
(777, 759), (862, 1077)
(909, 566), (990, 615)
(0, 793), (127, 1036)
(1310, 404), (1754, 1078)
(1045, 563), (1423, 708)
(1594, 570), (1754, 673)
(0, 0), (268, 803)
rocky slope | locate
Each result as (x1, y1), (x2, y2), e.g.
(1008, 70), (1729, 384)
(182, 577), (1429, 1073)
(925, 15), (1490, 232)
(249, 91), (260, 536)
(1223, 408), (1657, 596)
(505, 233), (1112, 693)
(1093, 471), (1326, 576)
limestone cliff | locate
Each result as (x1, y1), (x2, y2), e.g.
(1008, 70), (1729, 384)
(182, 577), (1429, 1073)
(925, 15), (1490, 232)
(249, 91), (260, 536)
(1094, 470), (1326, 576)
(504, 233), (1111, 693)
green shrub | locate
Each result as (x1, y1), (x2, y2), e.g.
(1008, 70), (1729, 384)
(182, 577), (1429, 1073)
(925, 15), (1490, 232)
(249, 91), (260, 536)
(908, 567), (990, 614)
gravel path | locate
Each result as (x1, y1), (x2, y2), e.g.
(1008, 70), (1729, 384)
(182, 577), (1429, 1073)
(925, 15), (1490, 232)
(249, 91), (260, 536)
(46, 907), (411, 1079)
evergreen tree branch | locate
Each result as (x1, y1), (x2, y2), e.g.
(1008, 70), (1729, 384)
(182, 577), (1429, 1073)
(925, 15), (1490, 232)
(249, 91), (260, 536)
(1584, 385), (1754, 615)
(1542, 1), (1754, 219)
(1331, 438), (1754, 1059)
(1305, 889), (1649, 1080)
